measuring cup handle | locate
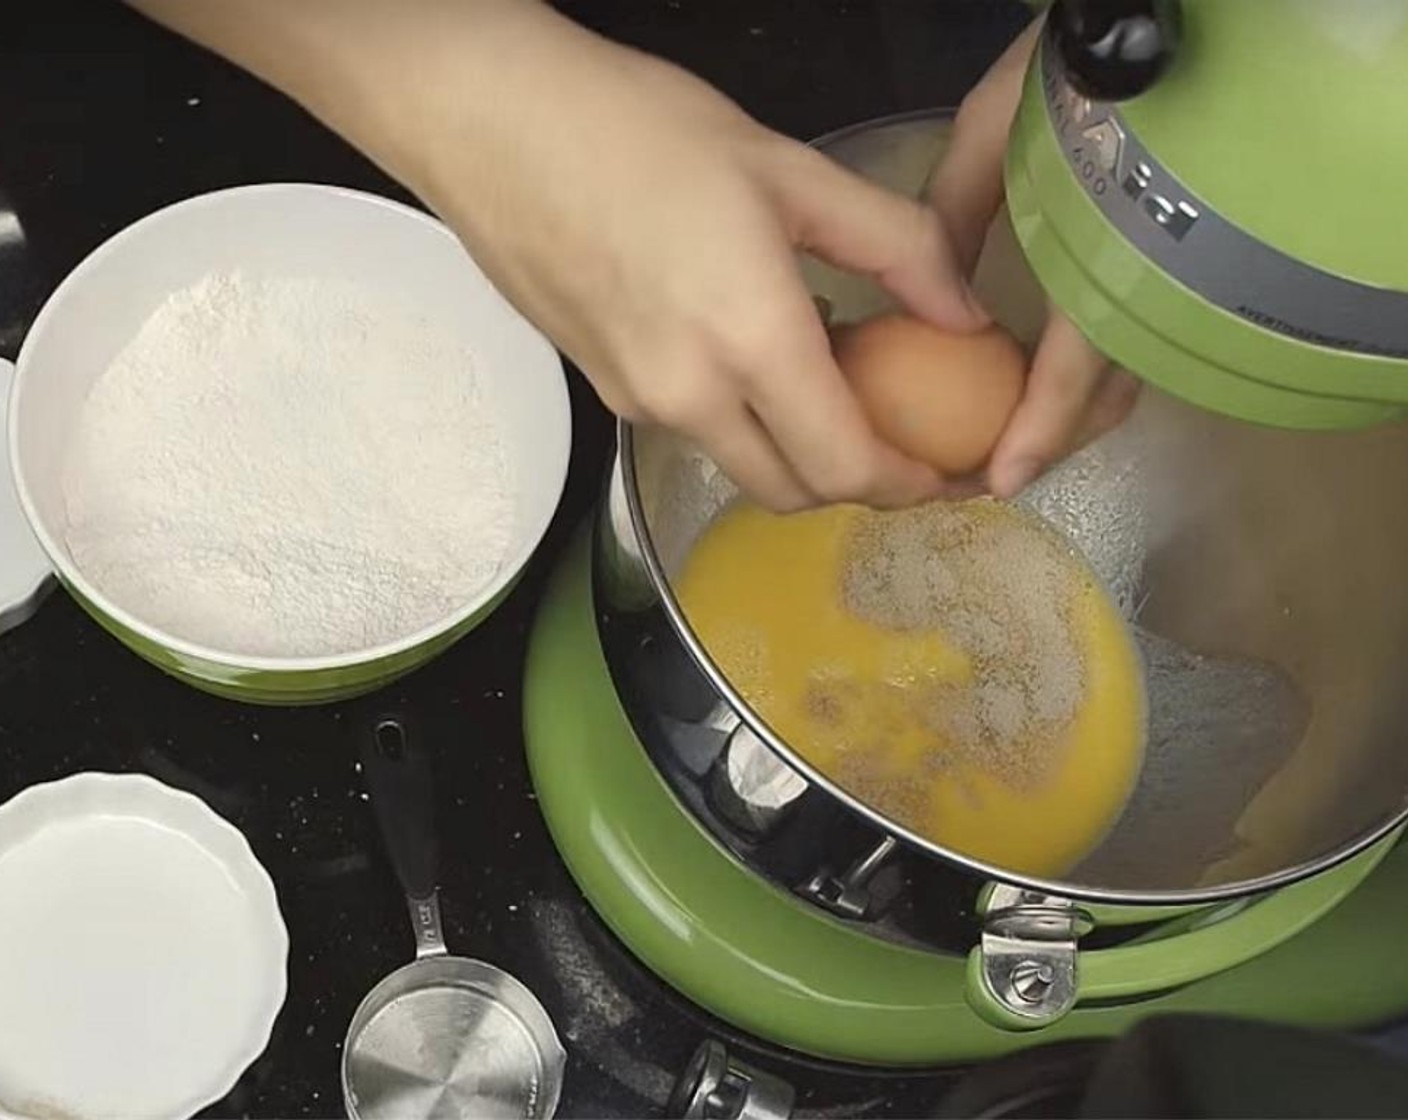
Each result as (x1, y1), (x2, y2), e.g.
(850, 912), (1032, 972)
(359, 712), (439, 903)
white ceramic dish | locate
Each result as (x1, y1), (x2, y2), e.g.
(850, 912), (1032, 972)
(0, 773), (288, 1120)
(0, 358), (52, 636)
(7, 184), (571, 703)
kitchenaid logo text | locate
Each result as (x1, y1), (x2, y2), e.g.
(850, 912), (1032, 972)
(1038, 40), (1408, 363)
(1045, 65), (1200, 243)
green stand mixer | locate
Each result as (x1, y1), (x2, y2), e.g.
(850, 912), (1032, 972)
(524, 0), (1408, 1071)
(1007, 0), (1408, 428)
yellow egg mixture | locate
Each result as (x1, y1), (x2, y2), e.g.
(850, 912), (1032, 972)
(676, 500), (1146, 877)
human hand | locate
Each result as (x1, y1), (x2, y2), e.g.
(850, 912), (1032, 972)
(130, 0), (1105, 511)
(396, 5), (997, 512)
(928, 20), (1141, 499)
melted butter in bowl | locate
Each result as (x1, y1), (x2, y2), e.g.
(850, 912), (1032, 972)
(676, 500), (1147, 878)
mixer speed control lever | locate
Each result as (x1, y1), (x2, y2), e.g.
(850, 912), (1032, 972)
(800, 835), (898, 920)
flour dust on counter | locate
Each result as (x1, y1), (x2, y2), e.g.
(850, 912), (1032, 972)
(61, 270), (515, 658)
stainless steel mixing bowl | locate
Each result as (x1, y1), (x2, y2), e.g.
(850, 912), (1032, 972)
(595, 111), (1408, 910)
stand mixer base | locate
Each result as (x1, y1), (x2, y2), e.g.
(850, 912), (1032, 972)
(523, 528), (1408, 1067)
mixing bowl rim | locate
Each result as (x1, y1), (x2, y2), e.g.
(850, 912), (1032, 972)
(614, 416), (1408, 905)
(8, 182), (572, 673)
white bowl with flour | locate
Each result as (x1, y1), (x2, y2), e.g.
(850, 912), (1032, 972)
(8, 184), (570, 703)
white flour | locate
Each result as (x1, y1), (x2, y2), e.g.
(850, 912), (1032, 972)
(62, 270), (515, 658)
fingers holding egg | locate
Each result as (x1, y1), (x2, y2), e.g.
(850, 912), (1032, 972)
(985, 313), (1108, 498)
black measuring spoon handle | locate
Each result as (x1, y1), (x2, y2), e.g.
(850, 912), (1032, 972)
(358, 711), (439, 903)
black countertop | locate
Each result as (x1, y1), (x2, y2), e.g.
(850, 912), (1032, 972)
(0, 3), (1026, 1115)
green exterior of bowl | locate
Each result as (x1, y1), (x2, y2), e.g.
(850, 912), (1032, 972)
(62, 568), (523, 706)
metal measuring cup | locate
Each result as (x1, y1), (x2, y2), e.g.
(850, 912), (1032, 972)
(342, 713), (566, 1119)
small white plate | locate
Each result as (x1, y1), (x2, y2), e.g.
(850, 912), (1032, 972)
(0, 773), (288, 1120)
(0, 357), (52, 635)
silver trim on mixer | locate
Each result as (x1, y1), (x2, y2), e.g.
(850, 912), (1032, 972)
(1040, 33), (1408, 361)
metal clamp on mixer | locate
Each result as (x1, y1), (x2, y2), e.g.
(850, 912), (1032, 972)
(971, 886), (1091, 1027)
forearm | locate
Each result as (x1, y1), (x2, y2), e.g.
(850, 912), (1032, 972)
(122, 0), (593, 208)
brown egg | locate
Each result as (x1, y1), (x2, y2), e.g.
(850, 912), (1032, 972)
(832, 312), (1026, 476)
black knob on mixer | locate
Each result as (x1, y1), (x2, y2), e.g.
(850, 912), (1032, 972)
(1050, 0), (1181, 102)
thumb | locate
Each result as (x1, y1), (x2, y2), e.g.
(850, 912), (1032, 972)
(927, 19), (1041, 272)
(774, 144), (989, 333)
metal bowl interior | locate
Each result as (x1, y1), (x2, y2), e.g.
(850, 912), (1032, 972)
(623, 111), (1408, 899)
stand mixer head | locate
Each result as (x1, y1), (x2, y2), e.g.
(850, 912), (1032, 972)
(1007, 0), (1408, 428)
